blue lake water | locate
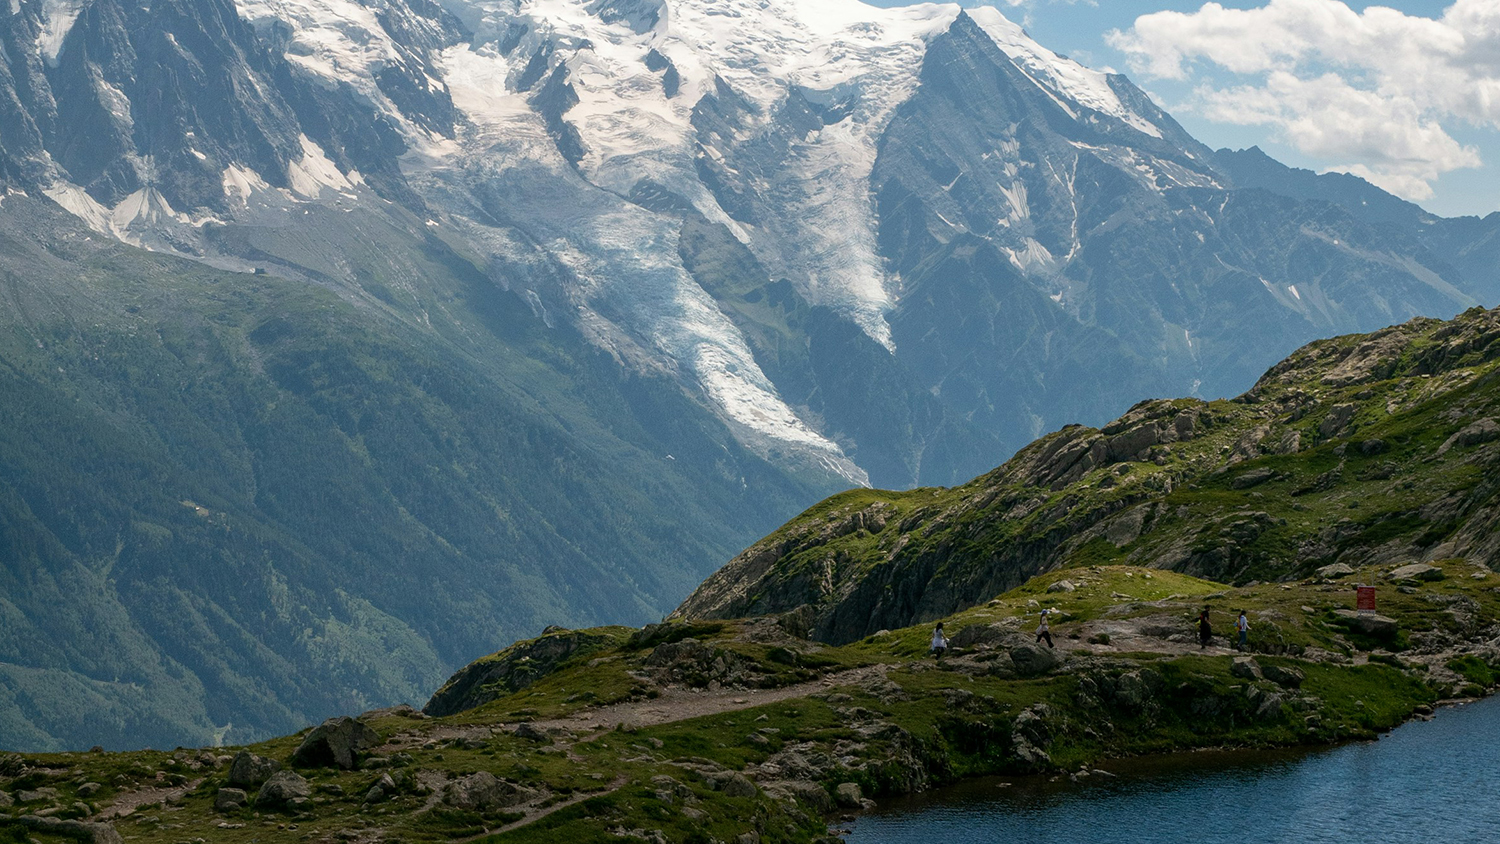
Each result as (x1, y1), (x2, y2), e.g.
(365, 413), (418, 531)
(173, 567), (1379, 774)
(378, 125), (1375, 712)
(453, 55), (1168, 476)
(846, 697), (1500, 844)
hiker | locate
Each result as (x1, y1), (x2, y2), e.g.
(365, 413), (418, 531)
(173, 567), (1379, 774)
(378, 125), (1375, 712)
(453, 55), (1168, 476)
(1198, 607), (1212, 649)
(1236, 610), (1250, 651)
(931, 622), (949, 658)
(1035, 610), (1054, 648)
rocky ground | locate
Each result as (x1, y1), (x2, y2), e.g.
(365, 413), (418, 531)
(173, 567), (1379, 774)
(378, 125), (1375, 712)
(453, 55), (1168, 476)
(3, 559), (1497, 844)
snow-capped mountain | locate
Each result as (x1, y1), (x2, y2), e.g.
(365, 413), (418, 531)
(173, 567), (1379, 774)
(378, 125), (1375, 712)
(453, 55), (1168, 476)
(5, 0), (1481, 489)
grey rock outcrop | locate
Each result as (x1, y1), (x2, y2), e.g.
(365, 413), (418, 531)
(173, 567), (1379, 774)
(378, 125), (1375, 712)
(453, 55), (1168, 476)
(1010, 643), (1063, 677)
(227, 751), (282, 788)
(441, 772), (535, 812)
(425, 628), (616, 717)
(1262, 664), (1306, 688)
(1333, 610), (1399, 637)
(291, 716), (380, 770)
(214, 788), (248, 812)
(834, 782), (863, 808)
(1387, 563), (1444, 583)
(1316, 563), (1356, 579)
(8, 815), (122, 844)
(1230, 657), (1263, 681)
(254, 771), (312, 810)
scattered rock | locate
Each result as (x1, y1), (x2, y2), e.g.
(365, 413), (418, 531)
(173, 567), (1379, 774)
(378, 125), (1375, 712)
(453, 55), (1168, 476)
(1230, 657), (1263, 681)
(1316, 563), (1356, 579)
(1231, 467), (1275, 489)
(254, 771), (311, 810)
(1009, 643), (1063, 677)
(834, 782), (863, 809)
(1262, 664), (1306, 689)
(442, 772), (535, 812)
(7, 815), (122, 844)
(227, 751), (282, 788)
(0, 791), (11, 809)
(291, 716), (380, 770)
(16, 787), (59, 804)
(1387, 563), (1444, 583)
(363, 773), (398, 804)
(213, 788), (248, 812)
(779, 779), (832, 813)
(75, 783), (102, 799)
(721, 773), (757, 799)
(1332, 610), (1399, 637)
(1320, 403), (1357, 438)
(513, 722), (551, 743)
(1438, 418), (1500, 455)
(1046, 580), (1077, 594)
(1245, 686), (1285, 720)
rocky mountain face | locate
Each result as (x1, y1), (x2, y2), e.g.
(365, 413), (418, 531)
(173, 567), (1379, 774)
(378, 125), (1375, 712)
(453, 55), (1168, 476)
(674, 305), (1500, 643)
(0, 0), (1496, 750)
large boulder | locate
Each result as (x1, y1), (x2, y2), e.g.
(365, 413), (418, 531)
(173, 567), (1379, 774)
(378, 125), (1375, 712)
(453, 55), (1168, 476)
(1230, 657), (1263, 681)
(254, 771), (311, 810)
(1387, 563), (1444, 583)
(1316, 563), (1355, 579)
(1262, 664), (1306, 689)
(1333, 610), (1399, 637)
(291, 716), (380, 770)
(441, 772), (535, 812)
(1009, 643), (1063, 677)
(9, 816), (122, 844)
(214, 788), (248, 812)
(227, 751), (281, 788)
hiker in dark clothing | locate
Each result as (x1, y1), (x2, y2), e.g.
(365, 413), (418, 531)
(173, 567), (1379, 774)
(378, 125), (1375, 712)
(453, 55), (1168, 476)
(1198, 607), (1212, 649)
(1036, 610), (1054, 648)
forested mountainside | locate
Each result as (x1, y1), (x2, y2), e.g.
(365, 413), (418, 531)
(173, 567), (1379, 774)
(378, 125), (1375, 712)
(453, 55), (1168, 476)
(0, 197), (823, 751)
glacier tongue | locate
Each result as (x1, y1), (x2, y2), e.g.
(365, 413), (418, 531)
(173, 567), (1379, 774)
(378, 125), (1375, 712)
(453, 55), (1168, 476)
(428, 39), (869, 485)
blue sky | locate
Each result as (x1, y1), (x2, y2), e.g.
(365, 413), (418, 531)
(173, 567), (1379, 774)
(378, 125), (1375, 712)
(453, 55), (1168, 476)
(865, 1), (1500, 219)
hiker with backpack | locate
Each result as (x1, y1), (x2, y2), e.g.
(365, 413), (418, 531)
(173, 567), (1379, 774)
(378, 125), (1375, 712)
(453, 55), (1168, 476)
(1035, 609), (1054, 648)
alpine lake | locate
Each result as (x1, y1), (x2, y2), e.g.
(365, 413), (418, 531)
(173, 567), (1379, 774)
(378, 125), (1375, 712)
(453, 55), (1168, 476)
(846, 695), (1500, 843)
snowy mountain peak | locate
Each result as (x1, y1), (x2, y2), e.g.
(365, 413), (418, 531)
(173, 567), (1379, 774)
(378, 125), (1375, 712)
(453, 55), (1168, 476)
(964, 6), (1163, 139)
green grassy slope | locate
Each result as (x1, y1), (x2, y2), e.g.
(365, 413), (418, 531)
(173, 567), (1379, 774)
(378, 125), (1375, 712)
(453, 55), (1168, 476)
(4, 559), (1495, 844)
(673, 306), (1500, 643)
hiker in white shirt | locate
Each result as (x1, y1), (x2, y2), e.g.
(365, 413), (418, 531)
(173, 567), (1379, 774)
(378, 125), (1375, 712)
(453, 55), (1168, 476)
(1236, 610), (1250, 651)
(931, 622), (949, 658)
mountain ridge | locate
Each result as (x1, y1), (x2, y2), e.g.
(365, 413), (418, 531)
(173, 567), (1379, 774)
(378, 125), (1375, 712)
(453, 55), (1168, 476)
(673, 305), (1500, 643)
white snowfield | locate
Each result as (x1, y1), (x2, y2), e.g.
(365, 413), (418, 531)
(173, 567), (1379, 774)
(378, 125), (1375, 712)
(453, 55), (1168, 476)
(36, 0), (1170, 486)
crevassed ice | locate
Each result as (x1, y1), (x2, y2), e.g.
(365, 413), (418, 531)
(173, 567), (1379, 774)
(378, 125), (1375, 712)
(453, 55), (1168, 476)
(432, 44), (862, 475)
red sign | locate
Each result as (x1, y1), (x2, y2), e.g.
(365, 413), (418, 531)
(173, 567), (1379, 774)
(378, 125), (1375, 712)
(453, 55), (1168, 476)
(1356, 585), (1377, 612)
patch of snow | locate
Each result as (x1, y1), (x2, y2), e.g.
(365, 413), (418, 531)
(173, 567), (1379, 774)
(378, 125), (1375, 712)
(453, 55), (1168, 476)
(967, 6), (1162, 138)
(1288, 285), (1301, 300)
(222, 165), (270, 205)
(1002, 237), (1056, 274)
(286, 135), (355, 198)
(43, 182), (115, 235)
(37, 0), (85, 68)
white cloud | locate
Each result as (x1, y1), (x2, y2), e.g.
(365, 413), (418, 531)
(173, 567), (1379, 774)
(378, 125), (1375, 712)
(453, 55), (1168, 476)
(1108, 0), (1500, 200)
